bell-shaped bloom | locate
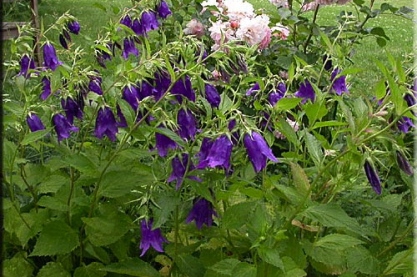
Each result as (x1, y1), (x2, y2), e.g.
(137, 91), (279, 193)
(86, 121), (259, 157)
(268, 82), (286, 106)
(120, 15), (132, 28)
(122, 37), (139, 59)
(197, 135), (233, 170)
(397, 117), (414, 133)
(172, 75), (195, 103)
(89, 76), (103, 95)
(139, 219), (168, 257)
(137, 81), (157, 100)
(18, 55), (35, 78)
(295, 80), (315, 103)
(26, 113), (46, 132)
(205, 84), (221, 108)
(52, 113), (79, 142)
(154, 71), (171, 100)
(331, 68), (349, 95)
(122, 85), (140, 111)
(177, 109), (197, 140)
(364, 160), (382, 195)
(186, 198), (217, 230)
(140, 11), (159, 34)
(61, 97), (83, 124)
(95, 106), (119, 141)
(96, 45), (112, 68)
(63, 29), (72, 42)
(67, 21), (80, 34)
(157, 0), (172, 19)
(155, 126), (179, 157)
(243, 131), (278, 173)
(59, 34), (68, 49)
(396, 151), (413, 176)
(246, 83), (260, 96)
(116, 105), (128, 128)
(168, 154), (201, 189)
(40, 77), (52, 100)
(42, 42), (62, 71)
(131, 18), (145, 36)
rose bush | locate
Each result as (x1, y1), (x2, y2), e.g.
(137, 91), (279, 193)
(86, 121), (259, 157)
(2, 0), (415, 276)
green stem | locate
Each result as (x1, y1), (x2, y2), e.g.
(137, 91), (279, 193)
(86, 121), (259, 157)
(303, 4), (320, 54)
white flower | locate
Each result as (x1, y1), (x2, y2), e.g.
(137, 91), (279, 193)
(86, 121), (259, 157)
(235, 15), (271, 47)
(271, 23), (290, 39)
(223, 0), (255, 21)
(184, 19), (205, 38)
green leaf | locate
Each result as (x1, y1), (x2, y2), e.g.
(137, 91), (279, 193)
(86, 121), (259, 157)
(63, 153), (98, 176)
(275, 117), (298, 145)
(258, 246), (284, 269)
(314, 234), (364, 250)
(21, 130), (49, 145)
(38, 174), (67, 194)
(30, 220), (80, 256)
(98, 169), (151, 198)
(232, 262), (257, 277)
(92, 2), (107, 11)
(219, 93), (234, 114)
(304, 132), (323, 166)
(274, 98), (302, 111)
(222, 201), (257, 229)
(311, 121), (347, 130)
(37, 262), (71, 277)
(74, 263), (106, 277)
(273, 184), (304, 205)
(176, 254), (207, 277)
(118, 99), (137, 127)
(301, 204), (364, 235)
(154, 126), (186, 148)
(3, 253), (34, 277)
(82, 205), (132, 247)
(346, 246), (380, 275)
(383, 249), (413, 276)
(38, 195), (68, 211)
(209, 259), (241, 276)
(152, 191), (181, 229)
(290, 162), (310, 198)
(102, 258), (160, 277)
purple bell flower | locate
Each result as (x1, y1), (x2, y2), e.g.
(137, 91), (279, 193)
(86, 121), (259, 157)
(331, 68), (349, 95)
(246, 83), (260, 96)
(205, 84), (221, 108)
(95, 106), (119, 141)
(18, 55), (35, 78)
(89, 76), (103, 95)
(122, 37), (139, 59)
(137, 81), (157, 100)
(131, 18), (145, 36)
(26, 113), (46, 132)
(61, 97), (83, 124)
(268, 82), (286, 106)
(396, 151), (413, 176)
(67, 21), (80, 35)
(157, 0), (172, 19)
(397, 117), (414, 133)
(155, 125), (179, 157)
(120, 15), (132, 28)
(154, 71), (171, 100)
(122, 85), (140, 111)
(40, 77), (52, 100)
(364, 160), (382, 195)
(168, 154), (201, 189)
(59, 34), (68, 49)
(171, 75), (195, 103)
(139, 219), (168, 257)
(177, 109), (197, 141)
(186, 198), (217, 229)
(197, 135), (233, 170)
(42, 42), (62, 71)
(52, 113), (79, 142)
(140, 11), (159, 34)
(243, 131), (278, 173)
(295, 80), (315, 103)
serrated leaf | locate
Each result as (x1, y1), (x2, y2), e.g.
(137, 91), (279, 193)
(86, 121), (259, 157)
(314, 234), (364, 250)
(273, 184), (304, 205)
(37, 262), (71, 277)
(346, 246), (380, 275)
(155, 126), (186, 148)
(98, 169), (151, 198)
(38, 195), (68, 211)
(222, 201), (257, 229)
(290, 163), (310, 197)
(176, 254), (207, 277)
(311, 121), (347, 129)
(74, 263), (106, 277)
(274, 98), (302, 111)
(63, 153), (98, 176)
(383, 249), (413, 275)
(304, 132), (323, 166)
(3, 253), (34, 277)
(102, 258), (160, 277)
(219, 93), (234, 114)
(30, 220), (80, 256)
(258, 247), (284, 269)
(38, 174), (67, 194)
(232, 262), (257, 277)
(152, 191), (180, 229)
(210, 259), (240, 276)
(275, 117), (298, 145)
(21, 130), (50, 145)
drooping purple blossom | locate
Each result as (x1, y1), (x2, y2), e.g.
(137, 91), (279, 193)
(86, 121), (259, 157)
(95, 44), (112, 68)
(268, 82), (286, 106)
(396, 150), (413, 176)
(18, 55), (35, 78)
(140, 11), (159, 34)
(95, 106), (119, 141)
(139, 219), (168, 257)
(157, 0), (172, 19)
(331, 68), (349, 95)
(364, 160), (382, 195)
(295, 80), (315, 103)
(168, 154), (200, 189)
(40, 77), (52, 100)
(197, 135), (233, 170)
(42, 42), (63, 71)
(122, 85), (140, 111)
(186, 198), (217, 229)
(154, 71), (171, 100)
(131, 18), (145, 36)
(61, 97), (83, 124)
(155, 126), (179, 157)
(171, 75), (195, 103)
(67, 21), (80, 35)
(246, 83), (260, 96)
(122, 37), (139, 59)
(52, 113), (79, 142)
(205, 84), (221, 108)
(120, 15), (132, 28)
(137, 81), (157, 100)
(89, 76), (103, 95)
(177, 109), (197, 141)
(59, 34), (68, 49)
(26, 113), (46, 132)
(243, 131), (278, 173)
(397, 117), (414, 133)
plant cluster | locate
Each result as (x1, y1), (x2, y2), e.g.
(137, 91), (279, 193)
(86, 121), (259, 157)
(2, 0), (415, 276)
